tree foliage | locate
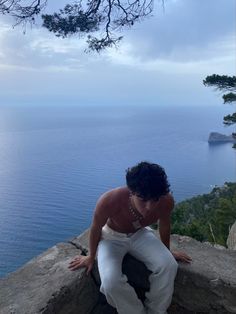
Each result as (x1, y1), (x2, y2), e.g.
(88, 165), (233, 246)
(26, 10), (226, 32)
(203, 74), (236, 92)
(0, 0), (47, 25)
(0, 0), (157, 51)
(203, 74), (236, 129)
(171, 183), (236, 246)
(223, 92), (236, 104)
(224, 112), (236, 126)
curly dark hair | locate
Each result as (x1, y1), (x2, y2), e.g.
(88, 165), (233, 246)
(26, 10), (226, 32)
(126, 161), (170, 200)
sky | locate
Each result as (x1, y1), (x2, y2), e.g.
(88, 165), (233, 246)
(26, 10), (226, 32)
(0, 0), (235, 107)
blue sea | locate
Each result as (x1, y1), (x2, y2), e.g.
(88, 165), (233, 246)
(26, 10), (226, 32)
(0, 104), (235, 277)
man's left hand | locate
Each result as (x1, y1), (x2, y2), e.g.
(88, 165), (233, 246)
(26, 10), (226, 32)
(171, 250), (192, 263)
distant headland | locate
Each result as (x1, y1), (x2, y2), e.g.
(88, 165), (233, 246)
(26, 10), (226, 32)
(208, 132), (236, 144)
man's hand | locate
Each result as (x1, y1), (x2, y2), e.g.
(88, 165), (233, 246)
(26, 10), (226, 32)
(68, 255), (94, 274)
(171, 250), (192, 263)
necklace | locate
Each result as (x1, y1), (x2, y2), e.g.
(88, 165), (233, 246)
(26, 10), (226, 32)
(129, 194), (143, 230)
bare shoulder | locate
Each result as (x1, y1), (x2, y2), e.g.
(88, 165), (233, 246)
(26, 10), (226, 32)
(95, 186), (128, 216)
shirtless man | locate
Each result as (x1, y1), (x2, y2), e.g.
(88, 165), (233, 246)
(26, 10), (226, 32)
(69, 161), (191, 314)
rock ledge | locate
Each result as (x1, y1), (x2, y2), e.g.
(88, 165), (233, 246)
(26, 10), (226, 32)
(1, 230), (236, 314)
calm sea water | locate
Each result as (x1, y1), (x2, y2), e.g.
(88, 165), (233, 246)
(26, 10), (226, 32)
(0, 104), (235, 277)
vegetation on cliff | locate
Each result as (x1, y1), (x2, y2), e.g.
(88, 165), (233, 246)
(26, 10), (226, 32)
(171, 183), (236, 246)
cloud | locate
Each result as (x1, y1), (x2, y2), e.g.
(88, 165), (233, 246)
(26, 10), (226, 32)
(0, 0), (235, 106)
(0, 28), (81, 70)
(0, 0), (235, 72)
(121, 0), (236, 62)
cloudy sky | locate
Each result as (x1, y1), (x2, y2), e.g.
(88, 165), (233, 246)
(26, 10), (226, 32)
(0, 0), (235, 107)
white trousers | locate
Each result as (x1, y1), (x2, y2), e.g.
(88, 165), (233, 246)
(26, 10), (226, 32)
(97, 225), (178, 314)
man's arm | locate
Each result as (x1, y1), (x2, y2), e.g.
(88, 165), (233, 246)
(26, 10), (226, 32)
(159, 194), (192, 263)
(159, 211), (171, 249)
(88, 197), (110, 260)
(158, 194), (174, 249)
(69, 192), (112, 273)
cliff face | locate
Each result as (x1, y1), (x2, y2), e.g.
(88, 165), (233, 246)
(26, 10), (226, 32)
(208, 132), (236, 143)
(1, 229), (236, 314)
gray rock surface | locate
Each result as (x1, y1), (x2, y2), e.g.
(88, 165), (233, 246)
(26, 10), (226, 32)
(1, 230), (236, 314)
(227, 221), (236, 250)
(171, 235), (236, 313)
(0, 241), (99, 314)
(208, 132), (236, 143)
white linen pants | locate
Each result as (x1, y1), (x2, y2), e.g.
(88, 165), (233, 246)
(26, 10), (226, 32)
(97, 225), (178, 314)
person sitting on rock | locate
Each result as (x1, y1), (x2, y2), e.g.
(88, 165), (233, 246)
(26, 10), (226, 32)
(69, 161), (191, 314)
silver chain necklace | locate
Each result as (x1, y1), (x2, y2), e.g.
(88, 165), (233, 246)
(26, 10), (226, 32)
(129, 194), (143, 230)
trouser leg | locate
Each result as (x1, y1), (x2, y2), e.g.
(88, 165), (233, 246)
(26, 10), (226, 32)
(97, 238), (146, 314)
(129, 228), (178, 314)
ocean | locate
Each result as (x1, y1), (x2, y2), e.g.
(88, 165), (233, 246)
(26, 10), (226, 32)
(0, 104), (235, 277)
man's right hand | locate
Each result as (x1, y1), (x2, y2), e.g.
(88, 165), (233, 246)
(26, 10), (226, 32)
(68, 255), (94, 274)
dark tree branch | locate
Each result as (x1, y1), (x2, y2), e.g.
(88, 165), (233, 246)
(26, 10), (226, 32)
(203, 74), (236, 105)
(42, 0), (155, 51)
(223, 113), (236, 126)
(203, 74), (236, 93)
(1, 0), (158, 51)
(223, 93), (236, 104)
(0, 0), (47, 24)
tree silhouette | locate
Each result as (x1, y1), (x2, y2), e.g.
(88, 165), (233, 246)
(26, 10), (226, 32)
(203, 74), (236, 126)
(0, 0), (159, 51)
